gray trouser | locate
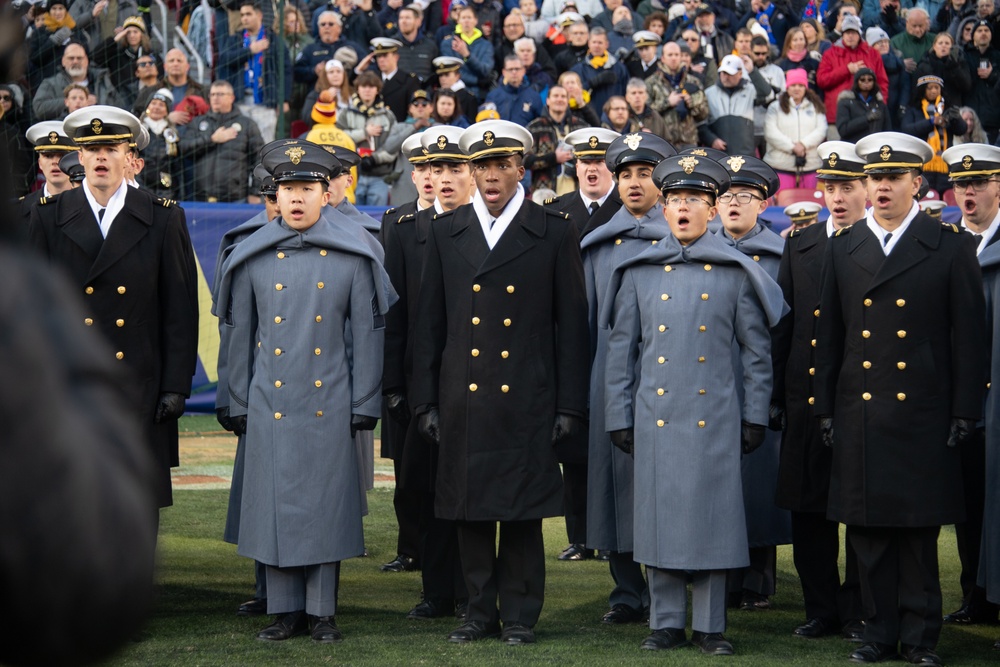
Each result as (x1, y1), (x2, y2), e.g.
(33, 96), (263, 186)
(648, 567), (727, 633)
(266, 561), (340, 617)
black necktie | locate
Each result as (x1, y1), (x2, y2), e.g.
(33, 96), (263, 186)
(974, 233), (983, 245)
(883, 232), (892, 246)
(98, 208), (106, 222)
(589, 201), (599, 216)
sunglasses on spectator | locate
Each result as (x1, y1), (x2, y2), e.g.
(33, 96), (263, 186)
(137, 60), (155, 67)
(0, 94), (11, 101)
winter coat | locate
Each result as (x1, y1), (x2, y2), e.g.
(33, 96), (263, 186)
(836, 89), (891, 143)
(391, 30), (440, 83)
(572, 55), (630, 120)
(336, 101), (414, 177)
(292, 38), (366, 87)
(217, 28), (293, 110)
(439, 31), (496, 97)
(816, 40), (889, 123)
(776, 55), (821, 95)
(964, 44), (1000, 130)
(180, 109), (265, 202)
(485, 79), (544, 126)
(763, 96), (828, 172)
(646, 66), (710, 149)
(32, 66), (126, 121)
(701, 72), (771, 156)
(524, 112), (589, 194)
(881, 49), (911, 129)
(915, 50), (972, 108)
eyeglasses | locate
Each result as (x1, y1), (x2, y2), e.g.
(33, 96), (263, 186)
(666, 196), (712, 207)
(957, 178), (995, 191)
(752, 50), (770, 56)
(858, 76), (875, 82)
(137, 61), (155, 67)
(717, 191), (763, 205)
(319, 21), (337, 26)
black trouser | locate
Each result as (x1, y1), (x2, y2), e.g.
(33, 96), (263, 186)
(392, 455), (422, 561)
(419, 492), (466, 602)
(456, 519), (545, 627)
(791, 511), (862, 623)
(849, 525), (942, 648)
(954, 428), (996, 616)
(728, 546), (777, 596)
(562, 462), (588, 545)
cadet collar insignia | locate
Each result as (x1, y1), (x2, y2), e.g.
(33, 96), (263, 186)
(588, 135), (599, 148)
(91, 119), (103, 134)
(483, 131), (495, 147)
(880, 145), (891, 161)
(437, 135), (448, 150)
(285, 146), (305, 164)
(963, 155), (973, 170)
(828, 152), (838, 167)
(689, 148), (707, 156)
(624, 133), (642, 151)
(679, 156), (698, 174)
(726, 155), (745, 172)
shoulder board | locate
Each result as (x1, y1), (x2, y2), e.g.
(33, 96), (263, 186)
(943, 222), (960, 233)
(18, 195), (25, 202)
(384, 207), (397, 216)
(397, 213), (415, 224)
(157, 197), (176, 208)
(788, 228), (802, 238)
(544, 197), (556, 205)
(432, 209), (457, 221)
(38, 196), (56, 206)
(544, 209), (570, 220)
(834, 226), (851, 237)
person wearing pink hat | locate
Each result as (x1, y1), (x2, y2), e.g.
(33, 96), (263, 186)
(763, 68), (828, 190)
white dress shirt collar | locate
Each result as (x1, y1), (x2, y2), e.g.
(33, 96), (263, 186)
(472, 184), (525, 250)
(82, 177), (129, 238)
(865, 201), (919, 256)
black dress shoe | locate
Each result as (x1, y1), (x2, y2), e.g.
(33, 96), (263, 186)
(993, 638), (999, 650)
(407, 598), (455, 619)
(601, 603), (644, 624)
(257, 611), (309, 641)
(849, 642), (897, 663)
(900, 645), (942, 665)
(794, 617), (839, 638)
(641, 628), (688, 650)
(691, 631), (734, 655)
(455, 599), (468, 621)
(557, 544), (594, 561)
(943, 604), (996, 624)
(237, 597), (268, 616)
(739, 591), (771, 611)
(596, 550), (611, 561)
(501, 622), (535, 645)
(380, 554), (418, 572)
(448, 620), (501, 643)
(309, 615), (342, 643)
(842, 620), (865, 642)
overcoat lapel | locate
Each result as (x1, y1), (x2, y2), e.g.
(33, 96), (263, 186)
(797, 225), (826, 291)
(55, 189), (104, 261)
(448, 206), (490, 271)
(87, 188), (152, 283)
(476, 206), (544, 277)
(866, 213), (936, 293)
(847, 222), (888, 280)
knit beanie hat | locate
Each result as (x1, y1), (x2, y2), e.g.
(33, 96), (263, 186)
(312, 90), (338, 125)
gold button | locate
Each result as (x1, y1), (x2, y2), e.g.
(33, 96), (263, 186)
(315, 315), (322, 323)
(657, 388), (664, 395)
(863, 361), (872, 369)
(751, 255), (759, 262)
(809, 367), (815, 375)
(615, 239), (622, 245)
(862, 392), (871, 401)
(117, 286), (126, 295)
(85, 286), (94, 295)
(471, 349), (480, 357)
(315, 380), (322, 388)
(811, 338), (817, 347)
(257, 342), (261, 348)
(862, 330), (870, 338)
(698, 356), (705, 362)
(275, 283), (283, 291)
(897, 330), (906, 338)
(84, 318), (93, 326)
(698, 420), (706, 427)
(473, 284), (481, 292)
(651, 240), (658, 245)
(316, 410), (323, 417)
(661, 293), (669, 301)
(275, 380), (282, 387)
(469, 383), (478, 391)
(897, 393), (906, 401)
(314, 348), (321, 355)
(808, 397), (815, 405)
(277, 251), (285, 259)
(275, 316), (282, 324)
(699, 325), (706, 332)
(664, 265), (672, 272)
(275, 348), (281, 356)
(658, 356), (665, 364)
(501, 384), (509, 393)
(504, 318), (511, 326)
(472, 317), (480, 325)
(115, 351), (124, 360)
(320, 249), (328, 256)
(814, 309), (820, 317)
(704, 264), (712, 271)
(864, 298), (872, 307)
(896, 299), (905, 307)
(116, 319), (124, 327)
(657, 419), (665, 427)
(659, 324), (666, 332)
(317, 282), (325, 289)
(275, 412), (282, 420)
(897, 361), (906, 370)
(699, 389), (706, 395)
(701, 293), (709, 300)
(501, 350), (509, 358)
(506, 285), (514, 293)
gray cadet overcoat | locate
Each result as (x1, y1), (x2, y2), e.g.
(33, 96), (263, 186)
(216, 216), (395, 567)
(717, 223), (792, 548)
(602, 230), (786, 570)
(582, 204), (671, 553)
(978, 239), (1000, 604)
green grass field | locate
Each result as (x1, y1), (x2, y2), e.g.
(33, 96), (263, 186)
(102, 418), (998, 666)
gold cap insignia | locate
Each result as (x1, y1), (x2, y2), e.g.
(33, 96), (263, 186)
(679, 156), (699, 174)
(624, 133), (642, 151)
(963, 155), (973, 170)
(91, 119), (103, 135)
(285, 146), (305, 165)
(828, 152), (838, 167)
(798, 208), (806, 216)
(690, 148), (707, 156)
(483, 131), (495, 147)
(588, 135), (599, 149)
(48, 131), (59, 144)
(422, 147), (429, 155)
(322, 145), (335, 154)
(437, 135), (448, 150)
(880, 145), (891, 161)
(726, 155), (745, 172)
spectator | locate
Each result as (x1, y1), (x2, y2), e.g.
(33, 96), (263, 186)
(825, 1), (860, 43)
(305, 90), (359, 201)
(646, 40), (709, 150)
(692, 3), (734, 65)
(431, 88), (471, 126)
(302, 58), (353, 127)
(554, 19), (591, 72)
(869, 26), (910, 129)
(469, 0), (505, 50)
(390, 5), (439, 83)
(957, 104), (989, 141)
(763, 68), (827, 190)
(816, 15), (888, 128)
(775, 27), (821, 92)
(700, 54), (771, 155)
(121, 52), (161, 113)
(901, 74), (967, 193)
(571, 27), (629, 118)
(132, 49), (207, 125)
(33, 42), (124, 121)
(872, 0), (906, 37)
(69, 0), (139, 49)
(138, 88), (180, 199)
(799, 17), (831, 57)
(518, 0), (551, 40)
(540, 0), (603, 21)
(293, 12), (364, 90)
(439, 6), (495, 98)
(643, 10), (669, 37)
(403, 89), (435, 132)
(355, 38), (421, 122)
(179, 80), (264, 202)
(835, 67), (890, 142)
(751, 34), (787, 157)
(934, 0), (974, 33)
(665, 0), (705, 42)
(524, 84), (588, 194)
(680, 28), (719, 85)
(485, 54), (544, 125)
(602, 94), (640, 132)
(739, 0), (793, 49)
(26, 0), (78, 92)
(955, 14), (979, 47)
(91, 15), (152, 93)
(515, 38), (556, 92)
(311, 0), (380, 44)
(606, 6), (640, 57)
(592, 0), (644, 33)
(558, 69), (602, 125)
(219, 1), (293, 143)
(733, 28), (754, 58)
(433, 55), (480, 119)
(1, 85), (32, 197)
(964, 18), (1000, 141)
(891, 8), (936, 75)
(283, 3), (314, 121)
(63, 83), (91, 117)
(625, 77), (668, 135)
(626, 30), (663, 80)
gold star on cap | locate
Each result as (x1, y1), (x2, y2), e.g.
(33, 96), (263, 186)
(679, 156), (698, 174)
(285, 146), (305, 165)
(624, 133), (642, 151)
(726, 155), (745, 172)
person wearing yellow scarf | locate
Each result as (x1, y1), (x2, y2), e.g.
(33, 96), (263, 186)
(901, 74), (968, 195)
(41, 0), (76, 34)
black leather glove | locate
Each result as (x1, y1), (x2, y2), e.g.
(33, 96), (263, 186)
(385, 392), (410, 426)
(767, 402), (786, 432)
(216, 406), (234, 432)
(946, 417), (976, 448)
(417, 407), (440, 445)
(551, 413), (579, 443)
(360, 156), (376, 170)
(154, 392), (186, 423)
(818, 416), (834, 448)
(231, 414), (247, 436)
(609, 429), (634, 458)
(350, 414), (378, 437)
(741, 421), (766, 454)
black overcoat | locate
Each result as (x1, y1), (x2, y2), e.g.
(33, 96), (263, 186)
(546, 187), (624, 239)
(27, 186), (199, 507)
(814, 213), (987, 527)
(411, 200), (589, 521)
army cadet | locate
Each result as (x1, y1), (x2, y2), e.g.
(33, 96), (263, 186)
(602, 153), (785, 655)
(714, 155), (791, 612)
(814, 133), (987, 667)
(27, 106), (199, 512)
(771, 140), (866, 641)
(546, 128), (624, 240)
(411, 120), (589, 645)
(58, 152), (86, 185)
(215, 142), (394, 643)
(781, 200), (822, 237)
(583, 131), (674, 622)
(941, 144), (1000, 628)
(19, 121), (78, 232)
(323, 145), (380, 237)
